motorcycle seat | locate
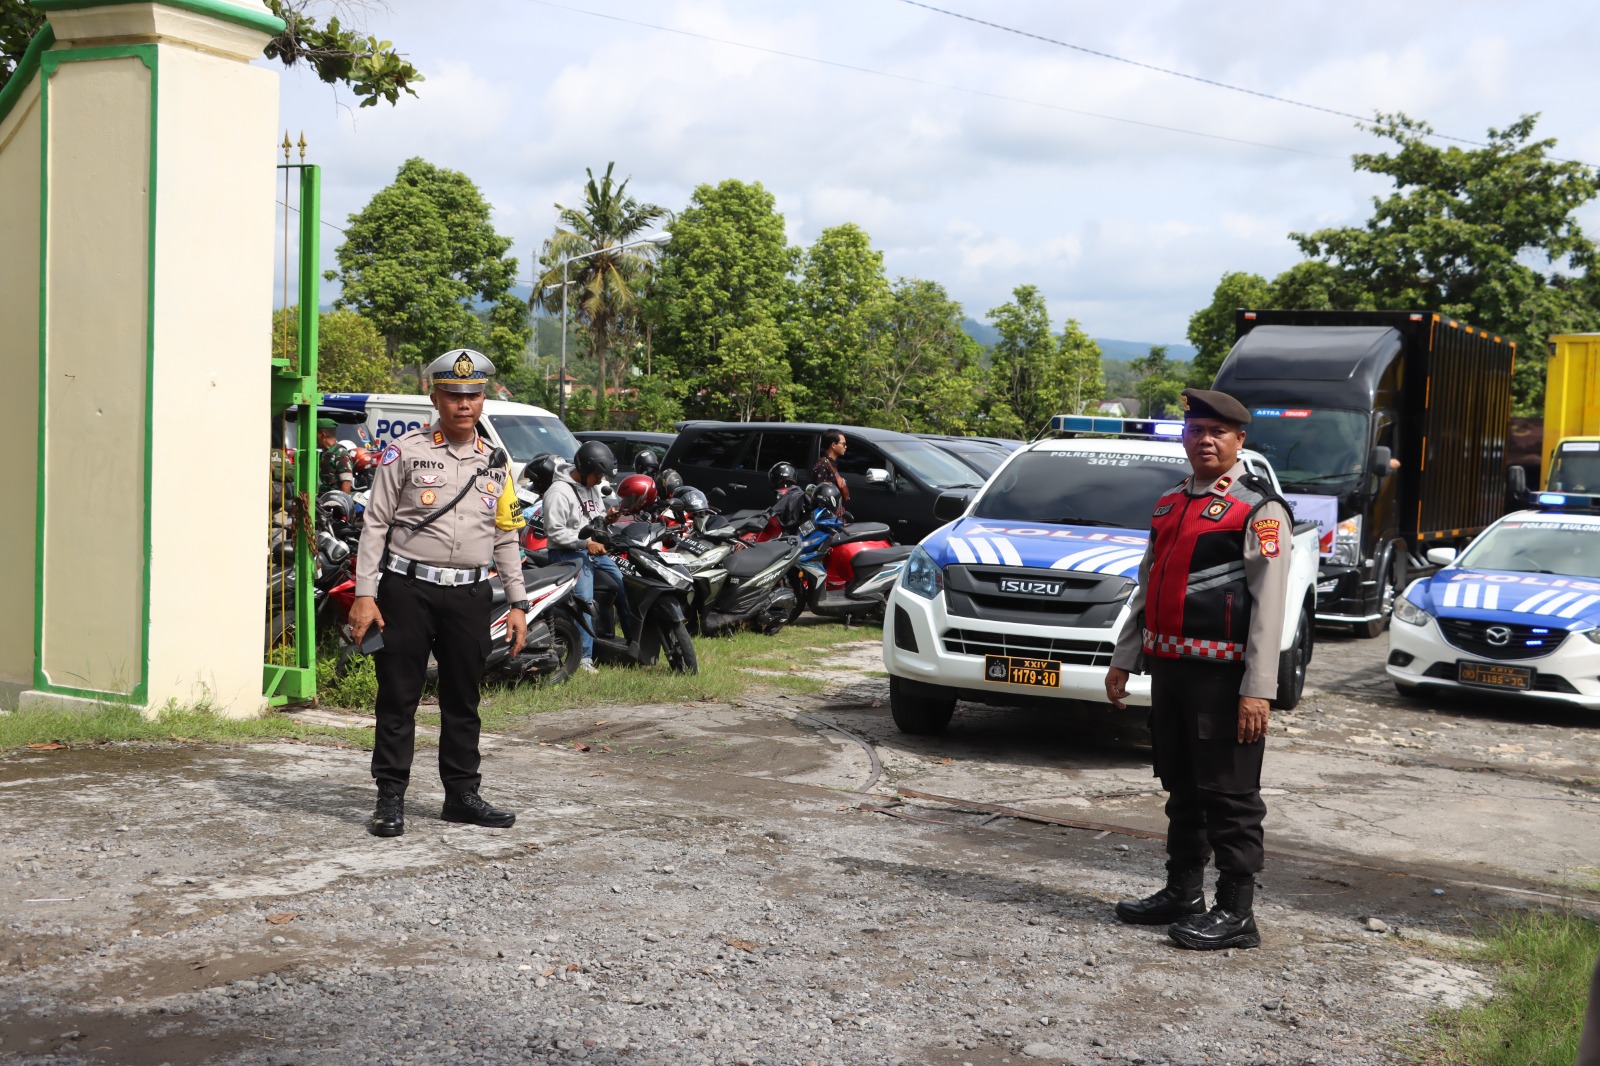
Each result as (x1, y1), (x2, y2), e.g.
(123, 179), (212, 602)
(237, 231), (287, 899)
(830, 522), (892, 546)
(523, 561), (580, 593)
(724, 539), (795, 579)
(851, 545), (913, 571)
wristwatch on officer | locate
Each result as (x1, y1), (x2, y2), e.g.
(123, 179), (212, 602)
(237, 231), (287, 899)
(509, 600), (531, 613)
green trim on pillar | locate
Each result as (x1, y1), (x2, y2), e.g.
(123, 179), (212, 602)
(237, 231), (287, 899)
(32, 43), (159, 706)
(31, 0), (286, 36)
(0, 25), (55, 129)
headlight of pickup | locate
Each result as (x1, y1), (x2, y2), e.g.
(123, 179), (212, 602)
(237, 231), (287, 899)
(1392, 592), (1430, 626)
(1328, 516), (1362, 567)
(901, 546), (944, 600)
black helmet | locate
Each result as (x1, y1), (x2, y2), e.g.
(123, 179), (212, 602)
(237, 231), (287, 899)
(768, 461), (798, 489)
(633, 449), (661, 475)
(655, 468), (684, 497)
(812, 482), (843, 514)
(523, 452), (562, 494)
(574, 440), (617, 482)
(317, 489), (356, 521)
(677, 487), (712, 515)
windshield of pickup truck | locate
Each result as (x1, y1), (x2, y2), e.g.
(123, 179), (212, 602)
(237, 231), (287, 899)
(1547, 444), (1600, 492)
(969, 448), (1191, 530)
(491, 414), (581, 462)
(880, 440), (985, 490)
(1244, 409), (1368, 487)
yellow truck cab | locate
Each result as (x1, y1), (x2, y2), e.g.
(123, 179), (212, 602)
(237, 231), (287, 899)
(1543, 334), (1600, 490)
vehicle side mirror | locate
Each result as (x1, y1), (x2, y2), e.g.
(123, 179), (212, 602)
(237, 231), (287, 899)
(934, 490), (973, 522)
(1426, 547), (1457, 566)
(865, 467), (891, 487)
(1370, 446), (1393, 477)
(1507, 464), (1528, 498)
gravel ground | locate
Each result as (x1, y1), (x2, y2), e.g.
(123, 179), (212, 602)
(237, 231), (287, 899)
(1, 629), (1589, 1065)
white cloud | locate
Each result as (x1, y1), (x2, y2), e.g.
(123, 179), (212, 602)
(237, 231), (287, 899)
(271, 0), (1600, 341)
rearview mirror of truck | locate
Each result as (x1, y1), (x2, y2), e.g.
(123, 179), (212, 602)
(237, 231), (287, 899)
(1370, 446), (1393, 477)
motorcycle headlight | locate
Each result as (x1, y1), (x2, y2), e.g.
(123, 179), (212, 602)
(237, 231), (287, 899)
(1328, 516), (1362, 567)
(901, 546), (944, 600)
(1392, 592), (1430, 626)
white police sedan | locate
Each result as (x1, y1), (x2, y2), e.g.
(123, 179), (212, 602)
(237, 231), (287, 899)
(1387, 505), (1600, 708)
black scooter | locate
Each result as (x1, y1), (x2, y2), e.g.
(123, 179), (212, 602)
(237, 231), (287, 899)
(578, 522), (699, 674)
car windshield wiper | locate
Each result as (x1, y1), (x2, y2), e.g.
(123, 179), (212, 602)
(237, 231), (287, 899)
(1282, 472), (1360, 486)
(1035, 516), (1126, 528)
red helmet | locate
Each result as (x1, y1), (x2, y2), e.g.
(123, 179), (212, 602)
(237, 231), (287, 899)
(617, 473), (658, 513)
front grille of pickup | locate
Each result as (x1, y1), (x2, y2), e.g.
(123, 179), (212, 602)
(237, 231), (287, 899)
(941, 628), (1116, 667)
(1437, 618), (1569, 661)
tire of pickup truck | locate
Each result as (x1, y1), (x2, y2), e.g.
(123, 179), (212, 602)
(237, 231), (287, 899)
(889, 674), (956, 735)
(1353, 558), (1397, 639)
(1275, 606), (1312, 710)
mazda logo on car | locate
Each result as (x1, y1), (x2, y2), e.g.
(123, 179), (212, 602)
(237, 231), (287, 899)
(999, 579), (1062, 596)
(1485, 625), (1512, 646)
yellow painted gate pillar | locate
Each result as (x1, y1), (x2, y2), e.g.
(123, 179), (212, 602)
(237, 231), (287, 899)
(6, 0), (282, 715)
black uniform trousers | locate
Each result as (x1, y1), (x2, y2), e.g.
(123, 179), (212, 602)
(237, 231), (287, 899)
(371, 574), (492, 794)
(1148, 657), (1267, 877)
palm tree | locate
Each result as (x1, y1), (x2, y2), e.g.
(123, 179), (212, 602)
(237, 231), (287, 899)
(535, 164), (669, 418)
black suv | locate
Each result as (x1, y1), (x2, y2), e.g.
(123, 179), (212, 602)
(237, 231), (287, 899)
(662, 422), (985, 542)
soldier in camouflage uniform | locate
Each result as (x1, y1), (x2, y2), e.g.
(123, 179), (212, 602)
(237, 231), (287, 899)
(318, 418), (354, 494)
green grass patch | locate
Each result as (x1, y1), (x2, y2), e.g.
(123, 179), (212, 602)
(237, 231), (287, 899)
(410, 621), (859, 733)
(1421, 908), (1600, 1065)
(0, 701), (373, 752)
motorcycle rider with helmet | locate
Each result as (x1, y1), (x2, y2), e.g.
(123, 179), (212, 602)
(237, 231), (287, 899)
(633, 450), (662, 476)
(543, 441), (630, 672)
(769, 462), (810, 534)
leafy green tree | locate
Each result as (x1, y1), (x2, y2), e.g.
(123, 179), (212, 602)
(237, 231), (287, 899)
(700, 315), (797, 422)
(862, 278), (978, 431)
(330, 158), (528, 388)
(985, 285), (1059, 434)
(1186, 271), (1274, 386)
(790, 224), (892, 421)
(534, 164), (668, 405)
(1288, 113), (1600, 412)
(649, 179), (797, 417)
(1057, 318), (1105, 415)
(271, 307), (396, 393)
(627, 371), (685, 432)
(0, 0), (421, 106)
(1131, 344), (1184, 418)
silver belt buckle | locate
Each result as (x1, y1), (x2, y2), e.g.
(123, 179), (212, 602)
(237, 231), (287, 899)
(437, 567), (459, 586)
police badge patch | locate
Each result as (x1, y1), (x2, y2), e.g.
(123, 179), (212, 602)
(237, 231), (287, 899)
(1201, 498), (1234, 521)
(1253, 517), (1282, 557)
(380, 444), (401, 465)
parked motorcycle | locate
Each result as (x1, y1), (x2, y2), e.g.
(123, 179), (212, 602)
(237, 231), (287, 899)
(580, 521), (699, 673)
(655, 493), (798, 636)
(786, 495), (912, 624)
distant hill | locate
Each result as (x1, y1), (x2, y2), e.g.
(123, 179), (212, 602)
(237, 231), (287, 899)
(959, 319), (1195, 362)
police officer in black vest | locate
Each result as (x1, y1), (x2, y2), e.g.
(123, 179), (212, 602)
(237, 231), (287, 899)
(1104, 388), (1291, 950)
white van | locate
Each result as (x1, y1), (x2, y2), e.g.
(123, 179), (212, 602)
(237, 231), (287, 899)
(315, 393), (581, 480)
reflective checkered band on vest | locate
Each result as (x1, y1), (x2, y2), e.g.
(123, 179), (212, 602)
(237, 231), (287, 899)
(1142, 629), (1244, 663)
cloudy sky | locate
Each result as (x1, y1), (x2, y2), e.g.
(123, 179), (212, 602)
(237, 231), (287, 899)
(268, 0), (1600, 346)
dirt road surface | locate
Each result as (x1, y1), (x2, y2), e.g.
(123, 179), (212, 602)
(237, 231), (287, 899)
(3, 624), (1597, 1065)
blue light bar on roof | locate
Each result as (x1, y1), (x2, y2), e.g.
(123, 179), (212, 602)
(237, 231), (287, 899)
(1539, 493), (1567, 505)
(1051, 415), (1183, 437)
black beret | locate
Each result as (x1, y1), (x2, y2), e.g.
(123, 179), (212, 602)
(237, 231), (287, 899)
(1180, 388), (1251, 426)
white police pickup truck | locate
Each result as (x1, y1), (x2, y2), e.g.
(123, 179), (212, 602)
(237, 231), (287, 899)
(1387, 497), (1600, 708)
(881, 418), (1320, 734)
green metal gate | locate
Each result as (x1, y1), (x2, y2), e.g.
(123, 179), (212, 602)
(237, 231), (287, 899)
(264, 153), (321, 705)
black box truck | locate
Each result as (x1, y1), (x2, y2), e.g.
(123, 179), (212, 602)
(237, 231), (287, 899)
(1212, 310), (1515, 637)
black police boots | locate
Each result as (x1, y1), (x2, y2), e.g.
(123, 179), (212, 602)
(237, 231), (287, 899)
(1114, 862), (1207, 925)
(368, 786), (405, 838)
(441, 791), (517, 829)
(1168, 875), (1261, 950)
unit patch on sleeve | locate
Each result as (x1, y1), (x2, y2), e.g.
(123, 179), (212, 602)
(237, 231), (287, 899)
(1200, 497), (1235, 522)
(380, 444), (401, 465)
(1253, 517), (1282, 557)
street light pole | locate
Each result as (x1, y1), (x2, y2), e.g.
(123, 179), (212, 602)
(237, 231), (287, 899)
(555, 231), (671, 425)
